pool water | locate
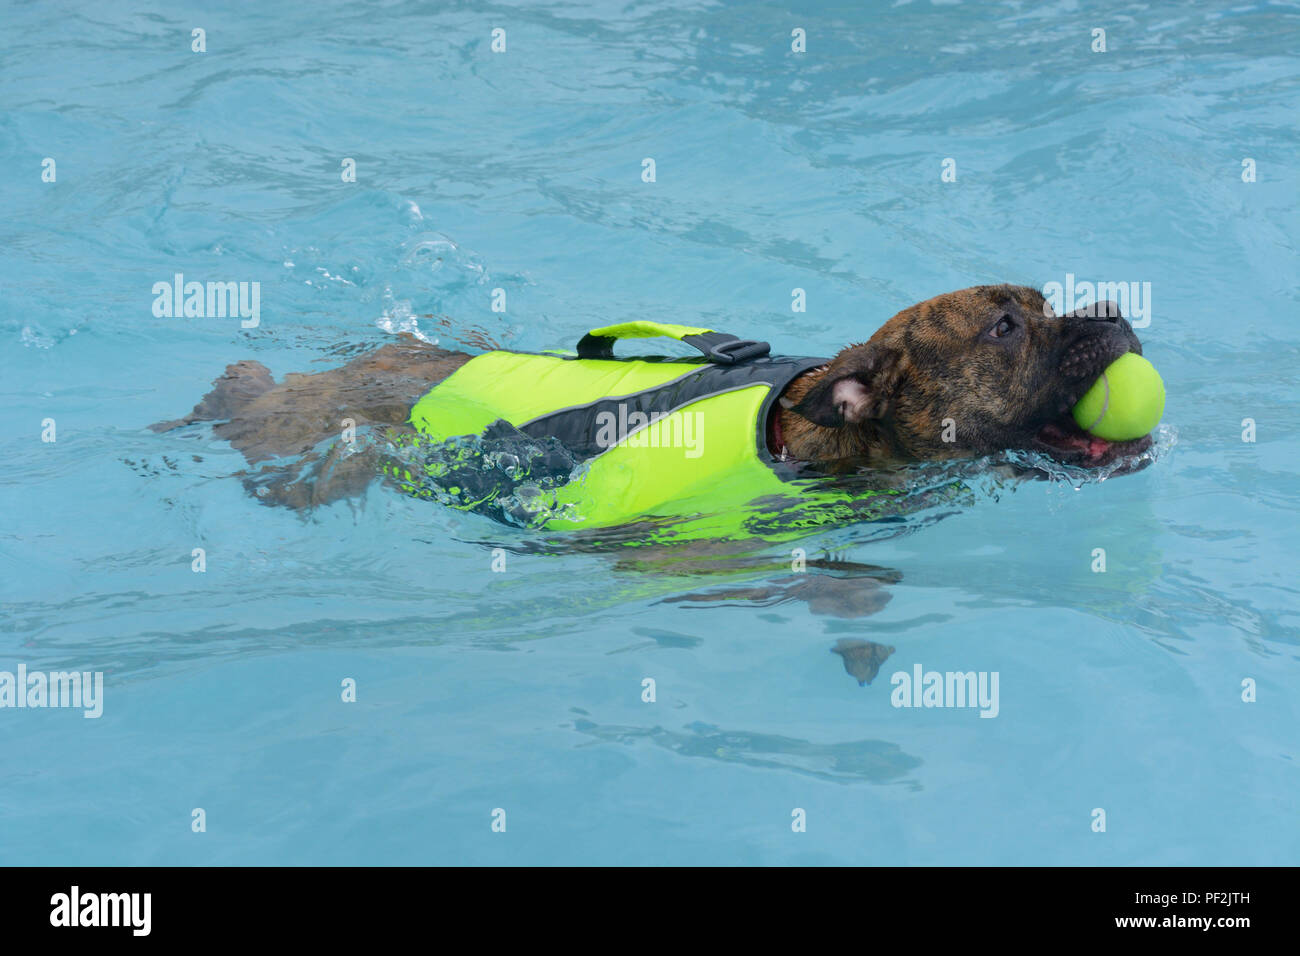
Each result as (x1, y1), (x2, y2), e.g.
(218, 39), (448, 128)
(1, 0), (1297, 865)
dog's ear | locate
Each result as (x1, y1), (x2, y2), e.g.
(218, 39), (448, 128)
(785, 344), (903, 428)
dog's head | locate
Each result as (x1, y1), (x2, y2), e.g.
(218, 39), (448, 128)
(786, 284), (1152, 467)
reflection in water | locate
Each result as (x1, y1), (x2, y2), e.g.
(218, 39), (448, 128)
(831, 639), (897, 686)
(571, 715), (922, 787)
(661, 560), (901, 685)
(605, 627), (704, 653)
(663, 569), (897, 618)
(20, 430), (1186, 687)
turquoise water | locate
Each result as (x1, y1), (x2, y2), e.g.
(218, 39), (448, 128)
(2, 0), (1297, 865)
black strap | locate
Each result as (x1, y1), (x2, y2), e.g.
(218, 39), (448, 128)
(577, 329), (771, 364)
(680, 332), (771, 364)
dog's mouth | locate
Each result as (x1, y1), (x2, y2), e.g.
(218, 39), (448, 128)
(1028, 334), (1153, 468)
(1031, 416), (1153, 467)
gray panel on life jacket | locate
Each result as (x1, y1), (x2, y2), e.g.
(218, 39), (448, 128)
(516, 355), (826, 459)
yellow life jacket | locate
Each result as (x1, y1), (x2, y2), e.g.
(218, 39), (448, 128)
(395, 322), (903, 541)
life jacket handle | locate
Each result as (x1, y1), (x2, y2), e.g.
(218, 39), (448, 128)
(576, 321), (771, 365)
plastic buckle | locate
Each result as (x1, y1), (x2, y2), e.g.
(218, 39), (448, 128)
(706, 337), (770, 364)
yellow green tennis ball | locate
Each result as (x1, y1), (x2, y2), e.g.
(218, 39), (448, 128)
(1071, 353), (1165, 441)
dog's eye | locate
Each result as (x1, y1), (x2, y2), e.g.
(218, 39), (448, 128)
(989, 314), (1016, 339)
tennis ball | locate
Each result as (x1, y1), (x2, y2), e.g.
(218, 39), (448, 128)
(1071, 353), (1165, 441)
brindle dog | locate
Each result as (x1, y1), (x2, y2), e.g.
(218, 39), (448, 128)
(776, 284), (1149, 467)
(152, 284), (1152, 507)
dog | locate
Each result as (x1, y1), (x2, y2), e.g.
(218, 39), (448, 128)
(775, 284), (1149, 467)
(152, 284), (1152, 510)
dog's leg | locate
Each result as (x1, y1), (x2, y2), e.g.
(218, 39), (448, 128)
(242, 434), (406, 509)
(152, 335), (470, 508)
(150, 360), (275, 433)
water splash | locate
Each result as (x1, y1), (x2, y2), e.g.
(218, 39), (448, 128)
(378, 423), (1176, 539)
(375, 288), (438, 344)
(381, 426), (589, 529)
(1001, 423), (1177, 488)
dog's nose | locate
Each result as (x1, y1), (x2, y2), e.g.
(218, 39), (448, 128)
(1089, 301), (1121, 323)
(1065, 301), (1124, 323)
